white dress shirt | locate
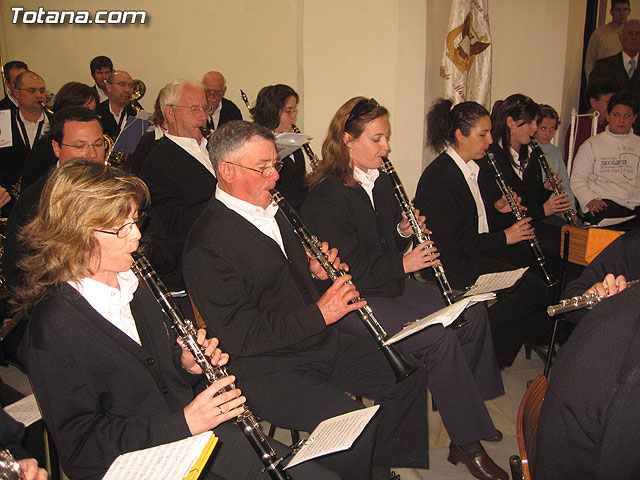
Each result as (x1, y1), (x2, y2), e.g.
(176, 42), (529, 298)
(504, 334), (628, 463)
(68, 270), (141, 345)
(447, 145), (489, 234)
(18, 111), (48, 147)
(208, 102), (222, 130)
(353, 166), (380, 209)
(165, 133), (216, 178)
(216, 186), (286, 257)
(622, 50), (639, 77)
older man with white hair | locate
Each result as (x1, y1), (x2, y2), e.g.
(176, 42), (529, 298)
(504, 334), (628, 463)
(202, 70), (242, 130)
(139, 79), (217, 291)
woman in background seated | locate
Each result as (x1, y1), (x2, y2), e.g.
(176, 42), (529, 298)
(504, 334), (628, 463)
(250, 84), (308, 210)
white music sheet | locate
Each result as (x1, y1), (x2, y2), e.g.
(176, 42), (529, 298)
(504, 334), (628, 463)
(383, 293), (496, 346)
(3, 394), (41, 427)
(0, 110), (12, 148)
(103, 431), (214, 480)
(275, 132), (310, 159)
(463, 267), (529, 296)
(285, 406), (379, 469)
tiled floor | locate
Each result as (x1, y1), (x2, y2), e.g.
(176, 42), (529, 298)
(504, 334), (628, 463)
(1, 347), (544, 479)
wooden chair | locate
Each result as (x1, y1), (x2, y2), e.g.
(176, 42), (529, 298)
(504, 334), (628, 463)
(509, 375), (548, 480)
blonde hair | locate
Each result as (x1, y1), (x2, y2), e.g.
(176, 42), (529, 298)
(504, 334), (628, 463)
(12, 159), (149, 319)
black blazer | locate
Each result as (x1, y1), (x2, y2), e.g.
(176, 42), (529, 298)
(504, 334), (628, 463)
(183, 197), (330, 378)
(207, 98), (243, 130)
(139, 136), (217, 247)
(20, 135), (56, 190)
(275, 148), (308, 211)
(478, 143), (550, 231)
(26, 283), (197, 480)
(0, 95), (18, 111)
(96, 99), (137, 140)
(301, 174), (409, 297)
(414, 152), (507, 287)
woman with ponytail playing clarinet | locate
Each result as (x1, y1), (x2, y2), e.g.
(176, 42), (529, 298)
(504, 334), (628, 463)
(14, 159), (336, 480)
(302, 97), (508, 480)
(414, 99), (554, 370)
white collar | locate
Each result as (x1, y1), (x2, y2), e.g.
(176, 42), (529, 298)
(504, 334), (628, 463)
(215, 186), (279, 220)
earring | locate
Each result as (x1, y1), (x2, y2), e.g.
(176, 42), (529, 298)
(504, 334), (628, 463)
(348, 148), (353, 167)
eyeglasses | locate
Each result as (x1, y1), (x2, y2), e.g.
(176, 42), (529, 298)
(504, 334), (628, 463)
(17, 87), (46, 95)
(108, 81), (134, 89)
(170, 104), (209, 114)
(205, 89), (225, 97)
(61, 139), (105, 153)
(345, 98), (379, 128)
(224, 160), (283, 178)
(282, 107), (298, 115)
(95, 213), (147, 239)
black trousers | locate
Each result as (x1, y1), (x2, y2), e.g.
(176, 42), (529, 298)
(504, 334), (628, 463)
(338, 279), (503, 445)
(234, 331), (429, 479)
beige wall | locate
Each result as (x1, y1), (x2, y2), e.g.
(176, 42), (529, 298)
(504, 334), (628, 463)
(0, 0), (587, 195)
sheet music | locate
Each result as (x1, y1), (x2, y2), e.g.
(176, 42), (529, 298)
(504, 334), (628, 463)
(463, 267), (528, 296)
(113, 115), (151, 154)
(275, 132), (311, 159)
(285, 406), (379, 469)
(103, 432), (215, 480)
(0, 110), (12, 148)
(383, 293), (496, 346)
(3, 394), (42, 427)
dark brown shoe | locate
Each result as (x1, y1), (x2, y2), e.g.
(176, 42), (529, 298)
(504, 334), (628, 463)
(447, 443), (508, 480)
(484, 429), (503, 442)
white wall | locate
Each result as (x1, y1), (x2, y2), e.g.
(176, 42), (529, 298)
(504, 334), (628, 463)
(0, 0), (587, 195)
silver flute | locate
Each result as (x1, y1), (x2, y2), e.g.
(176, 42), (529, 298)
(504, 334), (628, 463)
(547, 279), (639, 316)
(380, 157), (468, 328)
(485, 151), (557, 286)
(529, 137), (578, 226)
(270, 189), (416, 382)
(131, 253), (293, 480)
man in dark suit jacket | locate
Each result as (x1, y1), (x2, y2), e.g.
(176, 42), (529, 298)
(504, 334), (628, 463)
(0, 71), (50, 216)
(536, 283), (640, 480)
(0, 60), (28, 111)
(139, 80), (217, 291)
(202, 71), (242, 130)
(95, 70), (137, 140)
(184, 120), (429, 479)
(590, 19), (640, 133)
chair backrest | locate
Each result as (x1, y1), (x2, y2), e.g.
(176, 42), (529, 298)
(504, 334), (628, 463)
(516, 375), (548, 480)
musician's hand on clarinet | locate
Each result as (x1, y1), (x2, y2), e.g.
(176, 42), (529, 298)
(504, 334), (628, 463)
(308, 241), (349, 280)
(586, 198), (608, 215)
(317, 274), (366, 325)
(494, 194), (527, 214)
(543, 192), (571, 216)
(587, 273), (628, 298)
(17, 458), (48, 480)
(398, 209), (429, 237)
(179, 331), (227, 374)
(505, 217), (535, 245)
(544, 172), (564, 191)
(0, 186), (10, 208)
(184, 376), (246, 435)
(402, 240), (440, 273)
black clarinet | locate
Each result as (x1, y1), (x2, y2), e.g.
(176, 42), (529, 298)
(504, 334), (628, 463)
(529, 137), (578, 226)
(291, 124), (320, 168)
(484, 151), (557, 286)
(379, 157), (469, 328)
(131, 253), (293, 480)
(270, 189), (416, 382)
